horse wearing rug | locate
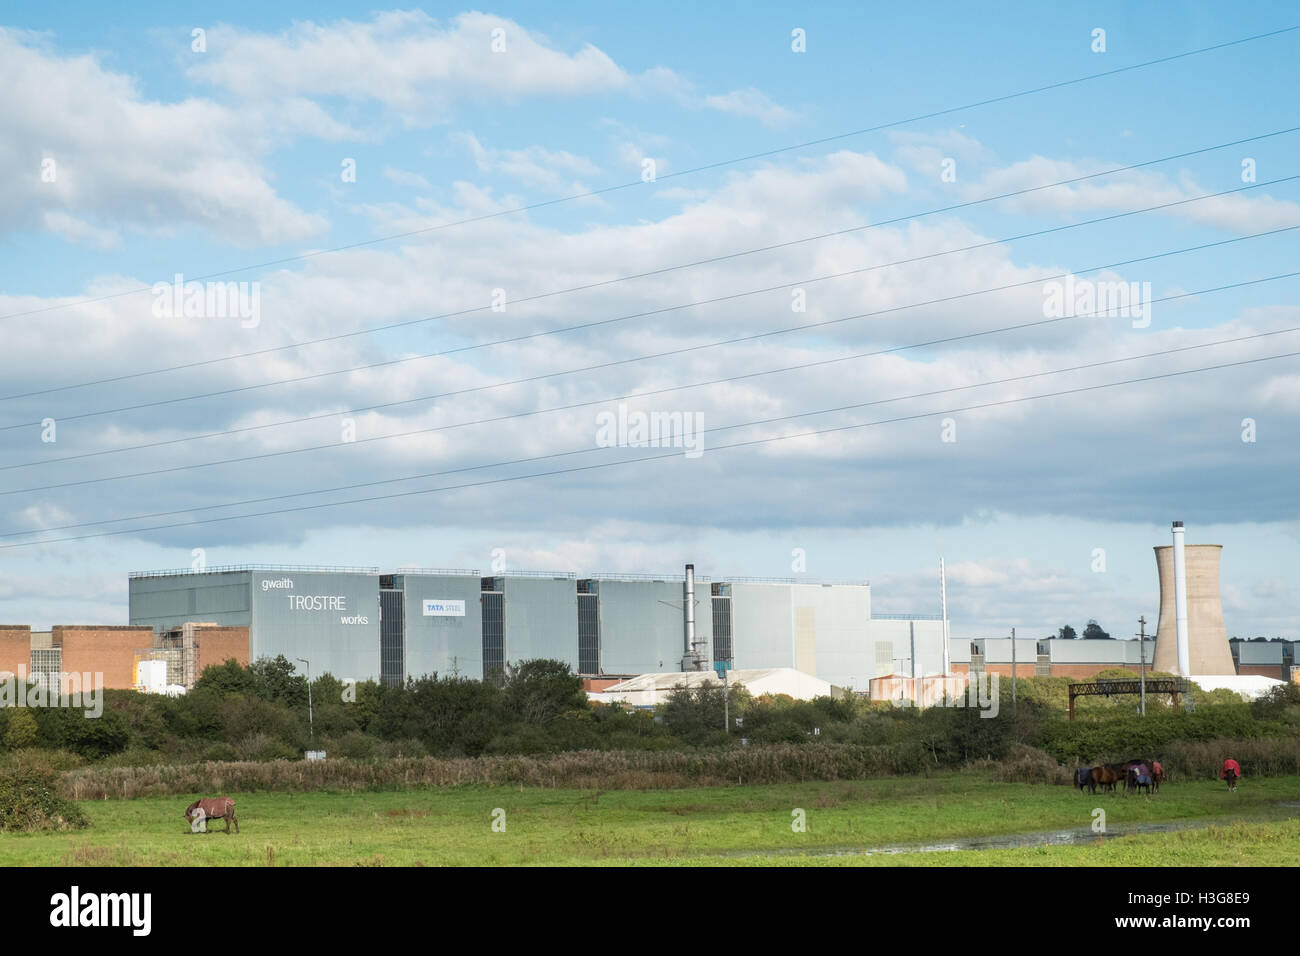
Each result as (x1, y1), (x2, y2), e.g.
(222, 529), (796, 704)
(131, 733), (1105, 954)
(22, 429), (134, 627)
(1151, 760), (1165, 794)
(1220, 758), (1242, 792)
(1126, 763), (1153, 796)
(185, 797), (239, 834)
(1075, 767), (1096, 794)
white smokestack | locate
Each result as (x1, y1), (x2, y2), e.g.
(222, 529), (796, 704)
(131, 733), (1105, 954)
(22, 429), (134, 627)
(683, 563), (697, 671)
(1172, 522), (1190, 678)
(940, 557), (950, 675)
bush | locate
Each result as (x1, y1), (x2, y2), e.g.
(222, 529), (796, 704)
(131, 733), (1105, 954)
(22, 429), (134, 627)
(986, 744), (1071, 785)
(0, 765), (88, 832)
(1156, 737), (1300, 780)
(235, 732), (299, 762)
(330, 731), (380, 760)
(2, 709), (38, 750)
(200, 742), (239, 763)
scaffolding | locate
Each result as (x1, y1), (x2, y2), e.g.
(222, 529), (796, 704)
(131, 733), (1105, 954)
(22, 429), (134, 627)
(132, 623), (211, 691)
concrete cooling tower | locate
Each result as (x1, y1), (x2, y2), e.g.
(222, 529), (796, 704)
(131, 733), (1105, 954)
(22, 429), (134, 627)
(1152, 522), (1235, 677)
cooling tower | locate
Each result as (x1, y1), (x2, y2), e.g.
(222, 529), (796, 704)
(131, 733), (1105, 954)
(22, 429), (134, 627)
(1152, 529), (1235, 676)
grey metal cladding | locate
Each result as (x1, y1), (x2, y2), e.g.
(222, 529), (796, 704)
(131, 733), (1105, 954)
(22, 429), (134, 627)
(594, 579), (700, 674)
(501, 576), (578, 671)
(247, 571), (380, 682)
(400, 574), (485, 679)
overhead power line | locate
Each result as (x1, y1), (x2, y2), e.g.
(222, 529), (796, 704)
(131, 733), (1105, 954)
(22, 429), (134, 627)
(4, 227), (1297, 474)
(4, 344), (1297, 550)
(3, 22), (1296, 327)
(4, 267), (1296, 497)
(5, 324), (1298, 539)
(6, 127), (1296, 405)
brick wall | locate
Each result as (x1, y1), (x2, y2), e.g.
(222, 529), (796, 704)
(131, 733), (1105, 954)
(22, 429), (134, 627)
(0, 625), (30, 678)
(1238, 664), (1286, 680)
(1049, 663), (1144, 679)
(193, 625), (250, 673)
(54, 625), (156, 691)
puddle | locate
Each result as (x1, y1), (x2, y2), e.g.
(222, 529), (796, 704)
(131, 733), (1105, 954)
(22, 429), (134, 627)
(722, 802), (1300, 859)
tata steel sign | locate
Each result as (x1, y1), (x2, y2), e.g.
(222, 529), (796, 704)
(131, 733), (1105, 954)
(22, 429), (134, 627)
(423, 599), (466, 617)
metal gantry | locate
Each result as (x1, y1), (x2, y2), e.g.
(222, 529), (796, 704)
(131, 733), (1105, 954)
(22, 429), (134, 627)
(1067, 678), (1188, 721)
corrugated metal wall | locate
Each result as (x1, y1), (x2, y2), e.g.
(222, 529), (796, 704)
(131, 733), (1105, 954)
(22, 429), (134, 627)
(400, 574), (484, 679)
(594, 579), (698, 674)
(248, 571), (380, 682)
(501, 576), (579, 671)
(128, 570), (252, 630)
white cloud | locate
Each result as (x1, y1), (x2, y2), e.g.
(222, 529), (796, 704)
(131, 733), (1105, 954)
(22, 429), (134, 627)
(452, 132), (600, 195)
(383, 166), (433, 190)
(0, 28), (326, 246)
(188, 11), (635, 124)
(704, 88), (798, 127)
(966, 157), (1300, 233)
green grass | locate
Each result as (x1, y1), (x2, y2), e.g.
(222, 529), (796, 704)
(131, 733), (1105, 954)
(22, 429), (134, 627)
(3, 773), (1297, 866)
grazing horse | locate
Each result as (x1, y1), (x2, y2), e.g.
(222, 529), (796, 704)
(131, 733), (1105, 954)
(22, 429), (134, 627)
(1127, 764), (1153, 796)
(1221, 759), (1242, 792)
(1090, 765), (1122, 793)
(185, 797), (239, 834)
(1151, 760), (1165, 794)
(1075, 767), (1096, 795)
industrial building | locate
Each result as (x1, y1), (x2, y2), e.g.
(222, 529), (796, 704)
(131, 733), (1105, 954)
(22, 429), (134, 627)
(965, 637), (1156, 678)
(588, 668), (838, 707)
(1230, 639), (1296, 681)
(0, 622), (249, 693)
(127, 564), (947, 690)
(1152, 523), (1236, 676)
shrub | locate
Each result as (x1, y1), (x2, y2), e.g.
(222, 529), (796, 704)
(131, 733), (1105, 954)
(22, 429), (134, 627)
(2, 709), (38, 750)
(235, 732), (298, 762)
(330, 731), (380, 760)
(986, 744), (1071, 785)
(200, 742), (239, 763)
(0, 765), (88, 832)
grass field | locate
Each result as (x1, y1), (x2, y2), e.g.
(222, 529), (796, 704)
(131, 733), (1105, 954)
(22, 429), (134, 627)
(5, 773), (1298, 866)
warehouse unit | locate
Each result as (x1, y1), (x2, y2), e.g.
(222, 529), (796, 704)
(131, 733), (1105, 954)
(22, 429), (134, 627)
(129, 564), (951, 690)
(966, 637), (1156, 679)
(130, 566), (380, 682)
(589, 575), (697, 675)
(1230, 639), (1291, 680)
(388, 571), (484, 683)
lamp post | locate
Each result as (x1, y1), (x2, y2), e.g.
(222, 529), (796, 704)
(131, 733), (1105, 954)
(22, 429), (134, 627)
(296, 657), (314, 742)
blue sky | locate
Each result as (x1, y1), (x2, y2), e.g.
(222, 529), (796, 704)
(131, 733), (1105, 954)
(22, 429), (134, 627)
(0, 3), (1297, 641)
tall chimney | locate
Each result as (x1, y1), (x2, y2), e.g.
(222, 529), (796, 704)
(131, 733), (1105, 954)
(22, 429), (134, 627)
(683, 563), (698, 671)
(1171, 521), (1190, 678)
(940, 557), (950, 675)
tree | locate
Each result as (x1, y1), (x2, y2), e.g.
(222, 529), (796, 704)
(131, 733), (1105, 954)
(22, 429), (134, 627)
(502, 659), (586, 724)
(1057, 625), (1077, 641)
(2, 709), (37, 750)
(248, 655), (308, 708)
(194, 658), (256, 697)
(1081, 620), (1111, 640)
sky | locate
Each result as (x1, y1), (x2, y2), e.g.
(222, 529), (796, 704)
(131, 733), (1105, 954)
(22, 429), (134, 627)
(0, 2), (1297, 641)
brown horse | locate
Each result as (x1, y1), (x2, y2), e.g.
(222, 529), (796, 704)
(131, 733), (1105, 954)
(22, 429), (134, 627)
(1090, 765), (1122, 793)
(185, 797), (239, 834)
(1221, 759), (1242, 792)
(1151, 760), (1166, 794)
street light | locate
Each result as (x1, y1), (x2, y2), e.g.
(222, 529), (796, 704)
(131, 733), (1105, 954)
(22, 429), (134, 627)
(296, 657), (314, 742)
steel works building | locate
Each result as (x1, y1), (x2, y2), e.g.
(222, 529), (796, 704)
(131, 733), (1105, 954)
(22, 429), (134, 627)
(127, 564), (949, 690)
